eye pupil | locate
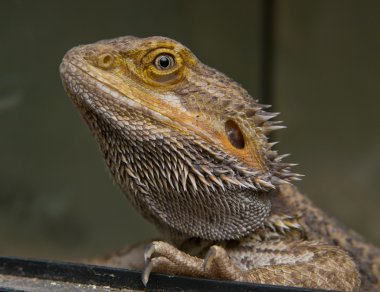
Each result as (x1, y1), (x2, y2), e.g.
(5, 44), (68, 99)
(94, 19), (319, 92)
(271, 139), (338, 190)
(159, 56), (170, 68)
(155, 54), (175, 70)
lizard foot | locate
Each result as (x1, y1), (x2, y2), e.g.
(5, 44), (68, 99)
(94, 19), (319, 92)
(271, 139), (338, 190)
(142, 241), (204, 286)
(142, 241), (241, 286)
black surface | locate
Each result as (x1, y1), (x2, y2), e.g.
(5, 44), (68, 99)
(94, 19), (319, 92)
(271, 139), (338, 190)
(0, 256), (332, 291)
(0, 289), (25, 292)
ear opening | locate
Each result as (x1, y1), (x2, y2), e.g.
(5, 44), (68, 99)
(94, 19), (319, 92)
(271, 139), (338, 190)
(225, 120), (245, 149)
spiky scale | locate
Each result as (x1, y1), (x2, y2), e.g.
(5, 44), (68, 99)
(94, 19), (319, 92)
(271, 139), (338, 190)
(188, 173), (198, 192)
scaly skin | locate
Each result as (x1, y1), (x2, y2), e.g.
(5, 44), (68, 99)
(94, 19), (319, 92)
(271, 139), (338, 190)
(60, 36), (379, 291)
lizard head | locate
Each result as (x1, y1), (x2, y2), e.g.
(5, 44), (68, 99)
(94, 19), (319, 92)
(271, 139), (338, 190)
(60, 36), (300, 241)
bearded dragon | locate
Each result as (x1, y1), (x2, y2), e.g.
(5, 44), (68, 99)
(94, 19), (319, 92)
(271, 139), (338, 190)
(60, 36), (380, 291)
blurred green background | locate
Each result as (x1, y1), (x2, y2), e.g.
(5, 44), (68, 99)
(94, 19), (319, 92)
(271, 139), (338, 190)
(0, 0), (379, 261)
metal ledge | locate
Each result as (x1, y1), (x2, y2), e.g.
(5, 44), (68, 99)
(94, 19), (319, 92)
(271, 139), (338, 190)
(0, 256), (330, 291)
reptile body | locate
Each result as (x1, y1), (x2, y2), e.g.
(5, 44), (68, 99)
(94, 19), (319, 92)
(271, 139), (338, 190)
(60, 36), (380, 291)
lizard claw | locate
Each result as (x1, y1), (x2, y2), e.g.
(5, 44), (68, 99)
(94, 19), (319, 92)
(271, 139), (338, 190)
(142, 259), (153, 286)
(144, 242), (156, 264)
(142, 242), (158, 286)
(203, 245), (237, 280)
(203, 245), (218, 271)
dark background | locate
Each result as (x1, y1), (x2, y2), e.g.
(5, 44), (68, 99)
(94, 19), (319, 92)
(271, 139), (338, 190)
(0, 0), (379, 261)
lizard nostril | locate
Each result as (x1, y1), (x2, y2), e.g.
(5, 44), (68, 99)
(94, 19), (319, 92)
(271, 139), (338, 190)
(225, 120), (245, 149)
(97, 53), (114, 69)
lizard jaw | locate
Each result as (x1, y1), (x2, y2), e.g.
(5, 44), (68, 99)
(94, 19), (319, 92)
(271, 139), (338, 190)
(60, 59), (177, 130)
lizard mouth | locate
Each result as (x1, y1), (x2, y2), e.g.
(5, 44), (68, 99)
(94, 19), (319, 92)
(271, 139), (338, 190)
(60, 56), (228, 167)
(60, 58), (179, 131)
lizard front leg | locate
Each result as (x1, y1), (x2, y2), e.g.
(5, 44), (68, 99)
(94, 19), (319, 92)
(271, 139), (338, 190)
(143, 240), (360, 291)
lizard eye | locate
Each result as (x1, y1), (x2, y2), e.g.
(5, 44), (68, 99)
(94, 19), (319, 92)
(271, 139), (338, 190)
(154, 54), (175, 70)
(142, 49), (183, 85)
(225, 120), (245, 149)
